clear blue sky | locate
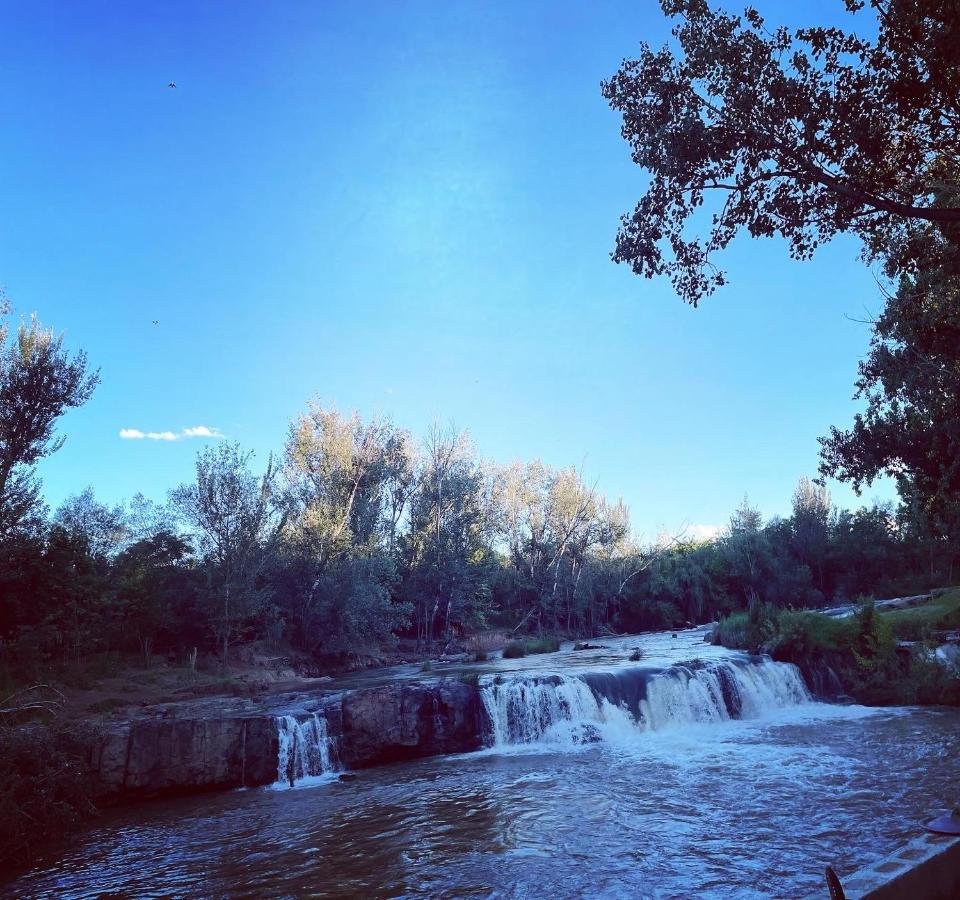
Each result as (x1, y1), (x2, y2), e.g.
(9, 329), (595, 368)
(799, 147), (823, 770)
(0, 0), (894, 538)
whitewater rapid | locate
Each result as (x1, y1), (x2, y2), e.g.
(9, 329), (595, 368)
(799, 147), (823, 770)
(478, 657), (811, 748)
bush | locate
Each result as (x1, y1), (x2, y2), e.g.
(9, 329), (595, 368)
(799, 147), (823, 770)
(502, 641), (526, 659)
(629, 648), (643, 662)
(0, 722), (100, 868)
(525, 637), (560, 655)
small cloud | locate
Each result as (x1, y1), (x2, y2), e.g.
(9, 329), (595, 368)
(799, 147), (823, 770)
(181, 425), (223, 438)
(688, 523), (721, 542)
(119, 425), (223, 442)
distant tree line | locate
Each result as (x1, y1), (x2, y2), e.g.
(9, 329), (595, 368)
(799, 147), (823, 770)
(1, 340), (955, 683)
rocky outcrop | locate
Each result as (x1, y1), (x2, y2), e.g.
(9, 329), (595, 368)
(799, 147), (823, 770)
(336, 680), (485, 768)
(90, 714), (279, 802)
(87, 678), (488, 804)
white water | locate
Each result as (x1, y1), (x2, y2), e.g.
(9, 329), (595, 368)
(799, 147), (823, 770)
(479, 657), (811, 748)
(274, 714), (339, 788)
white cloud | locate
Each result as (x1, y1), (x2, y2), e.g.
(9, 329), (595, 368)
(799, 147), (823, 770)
(119, 425), (223, 442)
(688, 523), (721, 542)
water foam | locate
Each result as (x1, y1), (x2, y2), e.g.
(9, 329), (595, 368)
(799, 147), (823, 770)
(273, 714), (340, 788)
(479, 657), (812, 749)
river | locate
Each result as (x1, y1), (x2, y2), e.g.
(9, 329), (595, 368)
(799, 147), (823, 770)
(8, 628), (960, 898)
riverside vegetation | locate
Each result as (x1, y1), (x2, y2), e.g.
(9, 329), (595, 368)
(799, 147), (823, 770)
(4, 0), (960, 876)
(2, 305), (957, 867)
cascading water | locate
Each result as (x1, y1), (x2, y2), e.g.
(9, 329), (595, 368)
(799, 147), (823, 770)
(479, 657), (810, 748)
(274, 714), (339, 788)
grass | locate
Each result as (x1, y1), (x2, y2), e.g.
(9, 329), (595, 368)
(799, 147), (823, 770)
(502, 637), (561, 659)
(715, 588), (960, 706)
(525, 637), (560, 655)
(883, 589), (960, 641)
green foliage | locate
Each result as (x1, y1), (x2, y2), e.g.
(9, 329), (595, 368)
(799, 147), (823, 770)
(0, 722), (99, 867)
(0, 311), (99, 535)
(525, 637), (560, 655)
(721, 594), (960, 706)
(884, 590), (960, 641)
(602, 0), (960, 303)
(820, 267), (960, 548)
(502, 641), (526, 659)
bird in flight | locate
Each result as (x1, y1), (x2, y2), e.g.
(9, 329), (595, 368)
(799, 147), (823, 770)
(168, 82), (177, 88)
(152, 320), (159, 326)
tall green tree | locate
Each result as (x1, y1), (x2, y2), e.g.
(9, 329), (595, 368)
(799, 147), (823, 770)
(819, 267), (960, 555)
(402, 426), (494, 645)
(0, 309), (98, 535)
(602, 0), (960, 304)
(171, 444), (286, 667)
(280, 404), (413, 652)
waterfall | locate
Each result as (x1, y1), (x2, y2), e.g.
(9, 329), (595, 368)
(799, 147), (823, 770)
(274, 714), (339, 788)
(479, 658), (810, 748)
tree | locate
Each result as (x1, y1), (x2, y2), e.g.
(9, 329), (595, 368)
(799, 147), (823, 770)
(401, 426), (494, 645)
(112, 531), (197, 664)
(492, 460), (630, 633)
(790, 476), (832, 590)
(170, 443), (286, 667)
(54, 488), (127, 560)
(602, 0), (960, 304)
(0, 311), (98, 534)
(819, 266), (960, 554)
(280, 404), (413, 651)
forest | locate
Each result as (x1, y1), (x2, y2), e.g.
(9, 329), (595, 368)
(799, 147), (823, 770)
(2, 0), (959, 690)
(1, 307), (955, 688)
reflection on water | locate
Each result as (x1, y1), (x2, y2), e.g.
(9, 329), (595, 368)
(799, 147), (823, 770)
(8, 704), (960, 898)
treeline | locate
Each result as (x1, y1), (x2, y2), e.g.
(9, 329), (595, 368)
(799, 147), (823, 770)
(1, 399), (954, 683)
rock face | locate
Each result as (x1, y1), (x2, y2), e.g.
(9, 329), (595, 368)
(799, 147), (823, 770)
(90, 715), (279, 802)
(88, 679), (487, 804)
(337, 680), (485, 769)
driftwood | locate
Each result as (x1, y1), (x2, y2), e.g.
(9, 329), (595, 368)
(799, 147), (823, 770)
(0, 684), (65, 720)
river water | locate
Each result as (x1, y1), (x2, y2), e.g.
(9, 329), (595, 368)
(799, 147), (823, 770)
(8, 629), (960, 899)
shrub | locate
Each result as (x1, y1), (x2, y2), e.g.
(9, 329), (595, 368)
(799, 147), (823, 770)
(0, 722), (100, 868)
(525, 637), (560, 655)
(502, 641), (526, 659)
(628, 649), (642, 662)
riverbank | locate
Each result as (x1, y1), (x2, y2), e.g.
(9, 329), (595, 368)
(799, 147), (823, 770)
(712, 588), (960, 705)
(0, 626), (739, 870)
(7, 662), (960, 898)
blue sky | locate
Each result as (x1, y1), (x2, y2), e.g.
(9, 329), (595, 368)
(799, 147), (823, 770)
(0, 0), (894, 538)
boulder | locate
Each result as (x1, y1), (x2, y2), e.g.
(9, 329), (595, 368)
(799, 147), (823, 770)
(339, 680), (485, 768)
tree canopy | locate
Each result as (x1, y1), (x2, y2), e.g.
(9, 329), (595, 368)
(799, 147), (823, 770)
(0, 309), (98, 535)
(602, 0), (960, 304)
(819, 264), (960, 541)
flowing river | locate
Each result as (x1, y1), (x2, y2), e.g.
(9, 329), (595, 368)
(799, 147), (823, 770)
(8, 628), (960, 898)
